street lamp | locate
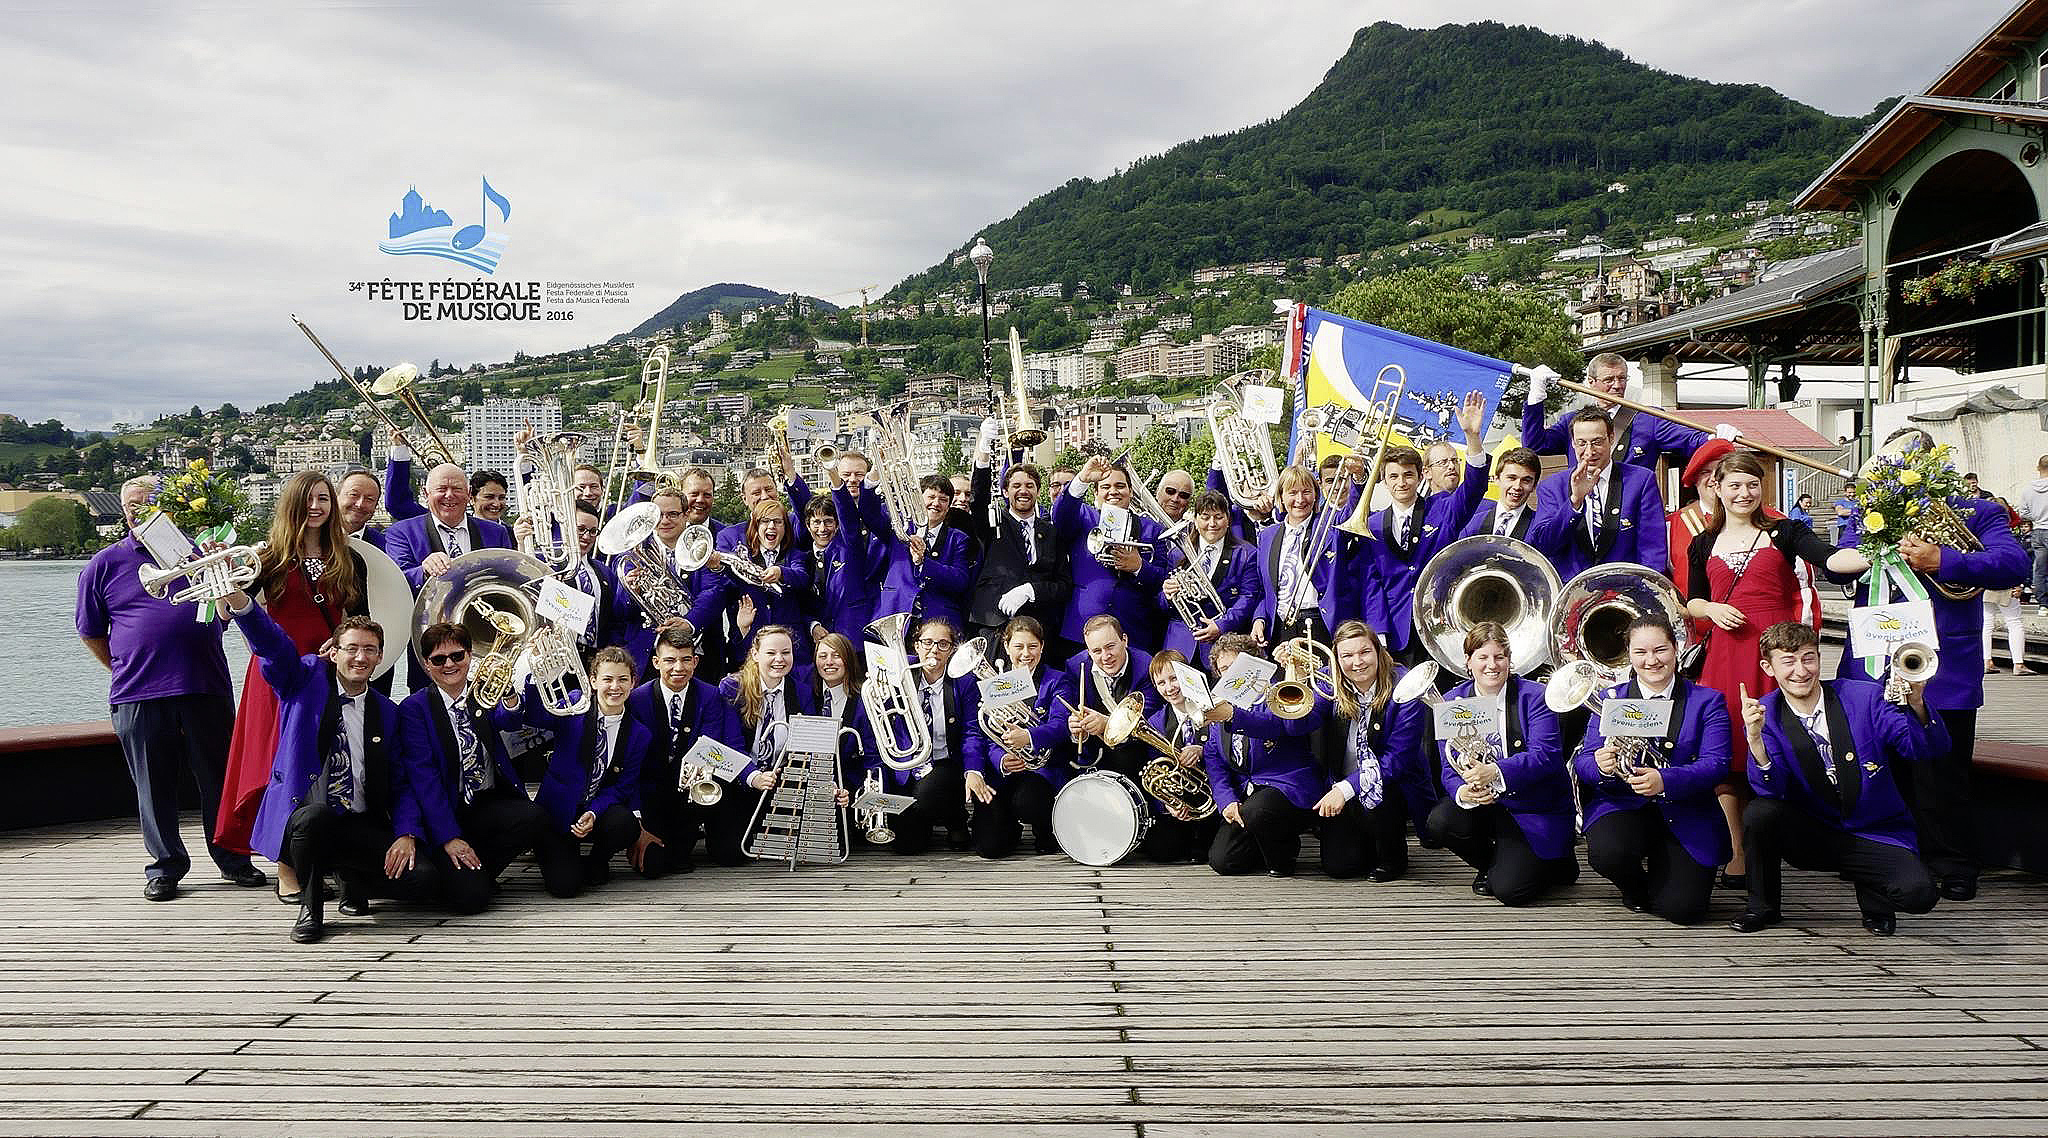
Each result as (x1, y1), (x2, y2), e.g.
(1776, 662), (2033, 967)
(970, 236), (994, 395)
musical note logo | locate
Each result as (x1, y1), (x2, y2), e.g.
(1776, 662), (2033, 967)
(378, 176), (512, 274)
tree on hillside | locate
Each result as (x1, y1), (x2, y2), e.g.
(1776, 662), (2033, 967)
(5, 497), (93, 552)
(938, 435), (966, 479)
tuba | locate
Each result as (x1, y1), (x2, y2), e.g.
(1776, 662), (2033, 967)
(947, 637), (1047, 768)
(1411, 535), (1562, 678)
(514, 430), (588, 576)
(597, 502), (708, 626)
(1551, 563), (1691, 687)
(860, 613), (935, 771)
(1206, 369), (1281, 508)
(1266, 636), (1336, 720)
(411, 548), (554, 711)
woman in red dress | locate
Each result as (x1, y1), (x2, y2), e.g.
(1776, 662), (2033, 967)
(1683, 452), (1866, 888)
(216, 470), (366, 902)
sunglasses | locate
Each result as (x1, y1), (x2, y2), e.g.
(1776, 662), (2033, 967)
(1159, 487), (1191, 499)
(426, 649), (469, 667)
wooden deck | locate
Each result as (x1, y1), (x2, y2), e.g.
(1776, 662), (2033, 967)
(1, 819), (2045, 1136)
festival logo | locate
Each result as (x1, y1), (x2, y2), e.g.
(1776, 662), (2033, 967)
(379, 177), (511, 274)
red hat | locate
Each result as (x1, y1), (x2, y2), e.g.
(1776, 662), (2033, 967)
(1683, 438), (1735, 488)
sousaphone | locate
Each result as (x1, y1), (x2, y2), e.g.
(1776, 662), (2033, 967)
(1411, 534), (1561, 678)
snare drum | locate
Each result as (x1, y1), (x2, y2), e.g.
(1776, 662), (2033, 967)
(1051, 771), (1154, 866)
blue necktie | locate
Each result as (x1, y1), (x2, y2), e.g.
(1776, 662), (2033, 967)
(326, 696), (357, 810)
(452, 698), (487, 805)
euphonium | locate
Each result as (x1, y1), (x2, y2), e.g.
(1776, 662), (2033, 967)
(1119, 452), (1225, 630)
(1412, 535), (1562, 678)
(138, 542), (267, 606)
(947, 637), (1046, 768)
(1206, 369), (1280, 508)
(1265, 636), (1336, 720)
(596, 502), (706, 625)
(860, 613), (934, 771)
(514, 430), (587, 576)
(861, 405), (926, 538)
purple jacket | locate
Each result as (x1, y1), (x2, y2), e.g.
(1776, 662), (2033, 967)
(1161, 540), (1263, 669)
(1050, 489), (1170, 649)
(1366, 456), (1490, 650)
(1203, 699), (1328, 811)
(383, 513), (517, 591)
(1439, 675), (1571, 860)
(1336, 671), (1435, 832)
(397, 684), (528, 847)
(1526, 461), (1668, 581)
(854, 490), (976, 633)
(1053, 647), (1159, 771)
(231, 603), (415, 861)
(498, 690), (651, 833)
(969, 666), (1076, 792)
(1749, 679), (1950, 851)
(1836, 497), (2029, 711)
(1571, 678), (1732, 869)
(1522, 404), (1708, 471)
(716, 673), (820, 785)
(1253, 515), (1347, 633)
(625, 677), (745, 824)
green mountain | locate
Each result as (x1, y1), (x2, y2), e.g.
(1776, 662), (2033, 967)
(894, 21), (1873, 296)
(616, 283), (839, 342)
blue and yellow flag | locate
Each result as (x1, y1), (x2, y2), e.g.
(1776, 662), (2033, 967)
(1283, 305), (1513, 466)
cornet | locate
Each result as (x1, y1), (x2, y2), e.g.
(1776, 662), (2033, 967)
(947, 636), (1046, 768)
(138, 542), (267, 607)
(1266, 637), (1336, 720)
(723, 549), (784, 595)
(678, 760), (723, 807)
(1883, 639), (1938, 704)
(852, 768), (915, 844)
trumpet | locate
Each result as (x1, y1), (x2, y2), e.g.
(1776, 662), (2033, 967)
(369, 362), (459, 468)
(596, 503), (708, 626)
(861, 613), (935, 771)
(1207, 370), (1280, 508)
(679, 761), (723, 807)
(138, 542), (267, 607)
(1281, 366), (1408, 626)
(948, 636), (1047, 768)
(1884, 639), (1938, 704)
(1266, 637), (1336, 720)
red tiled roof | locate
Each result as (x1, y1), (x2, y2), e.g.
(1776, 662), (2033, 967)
(1677, 408), (1837, 450)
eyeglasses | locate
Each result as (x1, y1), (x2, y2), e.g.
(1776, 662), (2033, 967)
(657, 509), (685, 521)
(1428, 458), (1458, 470)
(426, 649), (469, 667)
(575, 526), (600, 537)
(335, 644), (381, 657)
(915, 638), (955, 650)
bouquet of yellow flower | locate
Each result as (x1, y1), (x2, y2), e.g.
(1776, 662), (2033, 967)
(1848, 441), (1970, 551)
(145, 458), (250, 622)
(146, 458), (248, 536)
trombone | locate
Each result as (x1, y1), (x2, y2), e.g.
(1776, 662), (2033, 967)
(292, 316), (455, 467)
(1282, 364), (1408, 628)
(602, 346), (667, 517)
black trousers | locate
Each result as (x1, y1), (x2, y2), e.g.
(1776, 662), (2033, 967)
(1425, 797), (1578, 907)
(1316, 796), (1399, 880)
(1741, 797), (1938, 919)
(281, 804), (441, 924)
(1895, 708), (1979, 883)
(424, 788), (548, 915)
(636, 800), (701, 878)
(970, 772), (1058, 859)
(891, 764), (967, 855)
(532, 803), (638, 897)
(707, 785), (762, 866)
(1208, 786), (1313, 875)
(110, 693), (250, 882)
(1584, 808), (1715, 925)
(1141, 811), (1219, 864)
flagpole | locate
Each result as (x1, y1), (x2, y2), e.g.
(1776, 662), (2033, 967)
(1524, 369), (1852, 478)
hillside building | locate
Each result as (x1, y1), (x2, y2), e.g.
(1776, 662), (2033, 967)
(465, 397), (559, 479)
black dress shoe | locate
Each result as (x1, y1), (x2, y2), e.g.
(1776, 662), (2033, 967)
(1366, 867), (1403, 883)
(337, 896), (373, 917)
(1471, 873), (1493, 897)
(1729, 910), (1782, 933)
(1862, 911), (1898, 937)
(1265, 864), (1297, 878)
(1717, 870), (1748, 892)
(1621, 893), (1651, 914)
(945, 826), (972, 851)
(143, 878), (178, 902)
(221, 865), (270, 888)
(290, 908), (324, 944)
(1938, 877), (1977, 902)
(583, 855), (612, 887)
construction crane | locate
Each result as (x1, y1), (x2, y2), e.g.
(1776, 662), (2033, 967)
(822, 284), (882, 347)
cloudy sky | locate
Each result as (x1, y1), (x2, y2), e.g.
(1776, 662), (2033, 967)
(0, 0), (2013, 429)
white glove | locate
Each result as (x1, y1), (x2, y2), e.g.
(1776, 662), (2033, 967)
(1525, 365), (1557, 405)
(1715, 423), (1741, 442)
(978, 417), (1000, 449)
(998, 583), (1034, 615)
(387, 443), (413, 463)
